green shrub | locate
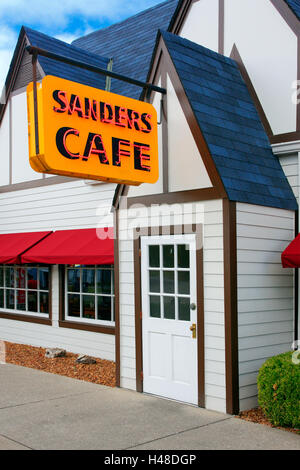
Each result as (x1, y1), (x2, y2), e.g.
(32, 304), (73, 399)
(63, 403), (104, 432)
(257, 351), (300, 428)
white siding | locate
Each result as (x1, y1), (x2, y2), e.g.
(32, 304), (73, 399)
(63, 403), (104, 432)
(180, 0), (219, 53)
(224, 0), (297, 135)
(0, 100), (10, 186)
(0, 179), (117, 360)
(236, 203), (295, 411)
(279, 153), (298, 202)
(11, 92), (42, 184)
(118, 199), (226, 413)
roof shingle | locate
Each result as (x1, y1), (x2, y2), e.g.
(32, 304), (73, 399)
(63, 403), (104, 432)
(25, 27), (110, 90)
(161, 31), (297, 211)
(72, 0), (178, 99)
(285, 0), (300, 19)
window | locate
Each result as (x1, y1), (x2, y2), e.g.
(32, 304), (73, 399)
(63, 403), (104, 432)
(148, 244), (192, 321)
(65, 265), (114, 326)
(0, 265), (50, 317)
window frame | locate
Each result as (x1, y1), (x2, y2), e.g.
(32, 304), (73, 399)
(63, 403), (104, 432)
(0, 264), (52, 325)
(59, 265), (115, 335)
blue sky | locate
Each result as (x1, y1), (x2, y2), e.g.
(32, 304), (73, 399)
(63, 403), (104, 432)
(0, 0), (165, 91)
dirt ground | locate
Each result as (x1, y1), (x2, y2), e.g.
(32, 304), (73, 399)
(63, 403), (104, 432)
(237, 407), (299, 435)
(4, 341), (116, 387)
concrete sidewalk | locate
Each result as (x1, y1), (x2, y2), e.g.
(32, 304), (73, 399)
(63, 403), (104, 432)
(0, 364), (299, 450)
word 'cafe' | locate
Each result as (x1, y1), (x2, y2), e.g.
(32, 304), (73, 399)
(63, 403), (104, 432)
(27, 76), (159, 185)
(53, 90), (153, 171)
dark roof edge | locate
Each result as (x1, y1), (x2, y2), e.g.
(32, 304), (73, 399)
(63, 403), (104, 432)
(24, 26), (109, 63)
(72, 0), (176, 44)
(167, 0), (184, 32)
(0, 26), (27, 124)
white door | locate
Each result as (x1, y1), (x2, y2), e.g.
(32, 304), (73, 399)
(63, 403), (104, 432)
(141, 234), (198, 405)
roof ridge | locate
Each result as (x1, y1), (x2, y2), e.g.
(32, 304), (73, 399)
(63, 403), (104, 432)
(72, 0), (177, 43)
(24, 25), (109, 63)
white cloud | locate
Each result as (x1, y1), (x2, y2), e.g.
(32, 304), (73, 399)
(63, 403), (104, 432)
(0, 0), (163, 92)
(0, 0), (162, 30)
(0, 26), (18, 95)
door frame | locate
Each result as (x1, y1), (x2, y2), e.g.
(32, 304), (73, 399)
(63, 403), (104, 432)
(134, 224), (205, 407)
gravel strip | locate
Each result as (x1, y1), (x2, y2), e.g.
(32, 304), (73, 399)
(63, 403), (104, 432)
(3, 341), (116, 387)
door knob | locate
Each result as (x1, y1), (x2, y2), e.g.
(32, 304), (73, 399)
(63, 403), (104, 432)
(190, 323), (197, 339)
(190, 303), (197, 311)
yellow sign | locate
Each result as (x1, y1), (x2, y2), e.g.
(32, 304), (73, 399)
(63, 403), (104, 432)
(27, 76), (159, 185)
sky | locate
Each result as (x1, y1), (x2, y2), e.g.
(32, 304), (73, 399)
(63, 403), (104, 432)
(0, 0), (165, 92)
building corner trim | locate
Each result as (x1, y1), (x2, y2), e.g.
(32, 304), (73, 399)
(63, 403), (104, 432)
(223, 199), (239, 415)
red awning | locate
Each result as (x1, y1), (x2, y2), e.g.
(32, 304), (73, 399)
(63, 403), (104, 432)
(21, 228), (114, 265)
(282, 234), (300, 268)
(0, 231), (52, 264)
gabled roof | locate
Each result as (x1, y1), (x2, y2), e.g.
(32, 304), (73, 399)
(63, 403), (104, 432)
(160, 31), (297, 211)
(24, 27), (110, 90)
(72, 0), (178, 99)
(285, 0), (300, 19)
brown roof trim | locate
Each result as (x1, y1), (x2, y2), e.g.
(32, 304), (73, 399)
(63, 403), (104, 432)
(127, 187), (220, 208)
(231, 43), (300, 144)
(162, 39), (227, 198)
(0, 176), (78, 193)
(219, 0), (225, 54)
(223, 199), (239, 415)
(270, 0), (300, 36)
(169, 0), (193, 35)
(230, 44), (273, 140)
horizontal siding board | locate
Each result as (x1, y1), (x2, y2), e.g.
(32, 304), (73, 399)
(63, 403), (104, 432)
(237, 203), (295, 410)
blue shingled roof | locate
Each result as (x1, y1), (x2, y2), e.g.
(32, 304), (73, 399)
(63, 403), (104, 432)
(24, 27), (110, 90)
(72, 0), (178, 99)
(285, 0), (300, 19)
(161, 31), (297, 211)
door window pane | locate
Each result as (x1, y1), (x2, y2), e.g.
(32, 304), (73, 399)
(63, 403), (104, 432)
(16, 290), (26, 311)
(0, 267), (3, 287)
(6, 289), (15, 309)
(28, 291), (38, 312)
(97, 296), (112, 321)
(27, 268), (38, 290)
(82, 295), (95, 319)
(178, 297), (190, 321)
(150, 295), (160, 318)
(149, 245), (160, 267)
(39, 268), (49, 290)
(149, 270), (160, 293)
(163, 296), (175, 320)
(178, 271), (190, 295)
(5, 267), (14, 288)
(163, 271), (174, 293)
(68, 294), (80, 317)
(97, 269), (111, 294)
(40, 292), (49, 314)
(0, 289), (3, 308)
(67, 269), (80, 292)
(163, 245), (174, 268)
(177, 244), (190, 268)
(82, 269), (95, 293)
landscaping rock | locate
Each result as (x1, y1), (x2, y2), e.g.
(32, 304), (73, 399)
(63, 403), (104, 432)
(76, 354), (96, 364)
(45, 348), (66, 358)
